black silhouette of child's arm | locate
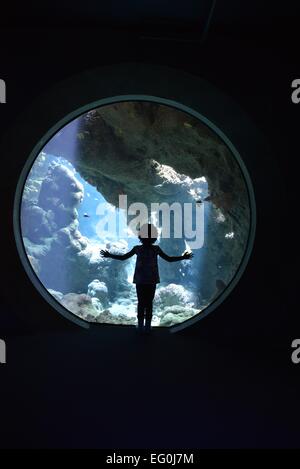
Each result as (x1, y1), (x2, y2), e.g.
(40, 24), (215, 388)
(100, 247), (136, 261)
(158, 247), (193, 262)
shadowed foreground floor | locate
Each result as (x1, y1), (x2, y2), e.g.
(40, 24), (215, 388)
(0, 324), (299, 449)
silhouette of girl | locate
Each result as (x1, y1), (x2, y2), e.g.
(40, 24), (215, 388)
(100, 223), (193, 333)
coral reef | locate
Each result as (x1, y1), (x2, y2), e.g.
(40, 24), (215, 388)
(60, 293), (99, 321)
(20, 101), (251, 327)
(87, 279), (109, 307)
(44, 102), (250, 298)
(159, 305), (199, 326)
(46, 286), (199, 327)
(21, 159), (130, 296)
(45, 102), (249, 231)
(154, 284), (195, 311)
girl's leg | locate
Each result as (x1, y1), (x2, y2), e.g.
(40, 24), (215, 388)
(136, 285), (146, 329)
(137, 303), (145, 328)
(145, 285), (156, 332)
(144, 304), (153, 331)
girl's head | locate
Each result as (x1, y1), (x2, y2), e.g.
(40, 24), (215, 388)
(138, 223), (158, 245)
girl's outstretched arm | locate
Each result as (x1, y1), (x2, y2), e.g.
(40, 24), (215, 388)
(158, 247), (193, 262)
(100, 247), (136, 261)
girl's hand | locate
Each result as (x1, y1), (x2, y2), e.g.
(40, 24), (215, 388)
(183, 251), (193, 260)
(100, 249), (111, 258)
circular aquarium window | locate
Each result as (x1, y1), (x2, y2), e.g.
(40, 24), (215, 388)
(14, 97), (255, 330)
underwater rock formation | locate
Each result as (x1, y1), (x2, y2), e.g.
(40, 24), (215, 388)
(38, 163), (83, 209)
(44, 102), (249, 225)
(47, 289), (137, 325)
(154, 284), (195, 311)
(21, 203), (56, 243)
(87, 279), (109, 307)
(60, 293), (99, 322)
(47, 287), (198, 327)
(95, 310), (136, 325)
(22, 158), (132, 305)
(48, 289), (64, 302)
(21, 158), (84, 242)
(20, 101), (252, 327)
(153, 284), (199, 326)
(43, 102), (250, 299)
(27, 254), (40, 276)
(159, 305), (199, 326)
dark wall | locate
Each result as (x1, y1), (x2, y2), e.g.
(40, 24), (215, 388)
(0, 1), (298, 449)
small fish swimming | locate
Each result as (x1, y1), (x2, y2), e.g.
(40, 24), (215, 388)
(83, 213), (90, 218)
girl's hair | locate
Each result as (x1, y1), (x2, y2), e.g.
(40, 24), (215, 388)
(138, 223), (158, 245)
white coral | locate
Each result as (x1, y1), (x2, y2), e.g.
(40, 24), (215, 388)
(154, 283), (195, 310)
(87, 279), (109, 306)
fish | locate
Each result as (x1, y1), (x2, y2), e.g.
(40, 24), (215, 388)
(83, 213), (90, 218)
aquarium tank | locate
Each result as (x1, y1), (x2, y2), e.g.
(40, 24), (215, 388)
(19, 100), (251, 327)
